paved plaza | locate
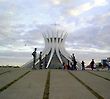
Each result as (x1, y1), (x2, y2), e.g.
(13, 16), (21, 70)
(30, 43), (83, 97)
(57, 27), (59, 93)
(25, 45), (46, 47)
(0, 68), (110, 99)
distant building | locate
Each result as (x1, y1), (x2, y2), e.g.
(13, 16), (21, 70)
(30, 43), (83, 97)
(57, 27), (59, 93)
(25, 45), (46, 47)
(107, 57), (110, 62)
(101, 57), (110, 67)
(22, 27), (82, 69)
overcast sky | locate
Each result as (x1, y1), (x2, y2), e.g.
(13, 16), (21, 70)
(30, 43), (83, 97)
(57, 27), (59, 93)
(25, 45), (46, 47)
(0, 0), (110, 66)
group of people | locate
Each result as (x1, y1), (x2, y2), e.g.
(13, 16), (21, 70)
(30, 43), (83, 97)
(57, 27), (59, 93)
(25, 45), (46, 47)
(63, 61), (77, 70)
(32, 48), (109, 70)
(32, 48), (43, 69)
(63, 58), (95, 71)
(62, 53), (96, 71)
(63, 54), (86, 70)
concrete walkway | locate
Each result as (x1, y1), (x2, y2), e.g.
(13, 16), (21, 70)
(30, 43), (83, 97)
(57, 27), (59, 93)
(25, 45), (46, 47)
(89, 71), (110, 80)
(0, 69), (29, 89)
(50, 70), (97, 99)
(0, 70), (48, 99)
(0, 68), (109, 99)
(71, 71), (110, 99)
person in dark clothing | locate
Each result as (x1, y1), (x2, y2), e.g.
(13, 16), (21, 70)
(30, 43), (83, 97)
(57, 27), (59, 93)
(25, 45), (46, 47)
(44, 54), (47, 69)
(73, 59), (77, 70)
(67, 60), (70, 70)
(71, 62), (74, 70)
(32, 48), (37, 69)
(71, 53), (76, 62)
(90, 59), (95, 70)
(39, 52), (42, 69)
(81, 61), (85, 70)
(71, 53), (77, 70)
(63, 62), (65, 69)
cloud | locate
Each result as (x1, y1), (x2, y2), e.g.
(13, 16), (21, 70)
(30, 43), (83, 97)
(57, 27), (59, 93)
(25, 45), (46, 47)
(67, 0), (108, 16)
(66, 24), (110, 50)
(65, 11), (110, 57)
(0, 0), (6, 2)
(68, 2), (92, 16)
(93, 0), (108, 6)
(51, 0), (61, 5)
(0, 0), (110, 65)
(88, 12), (110, 26)
(50, 0), (72, 5)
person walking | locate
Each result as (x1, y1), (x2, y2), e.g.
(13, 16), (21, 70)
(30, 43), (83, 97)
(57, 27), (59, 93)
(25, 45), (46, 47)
(70, 62), (74, 70)
(63, 62), (65, 69)
(63, 63), (68, 70)
(39, 52), (42, 69)
(73, 59), (77, 70)
(71, 53), (76, 62)
(44, 54), (47, 69)
(90, 59), (95, 70)
(81, 61), (85, 70)
(71, 53), (77, 70)
(32, 48), (37, 69)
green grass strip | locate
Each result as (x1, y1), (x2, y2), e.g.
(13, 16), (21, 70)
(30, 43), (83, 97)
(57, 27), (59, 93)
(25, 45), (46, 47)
(68, 71), (104, 99)
(0, 71), (30, 93)
(0, 70), (11, 76)
(87, 71), (110, 81)
(43, 70), (51, 99)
